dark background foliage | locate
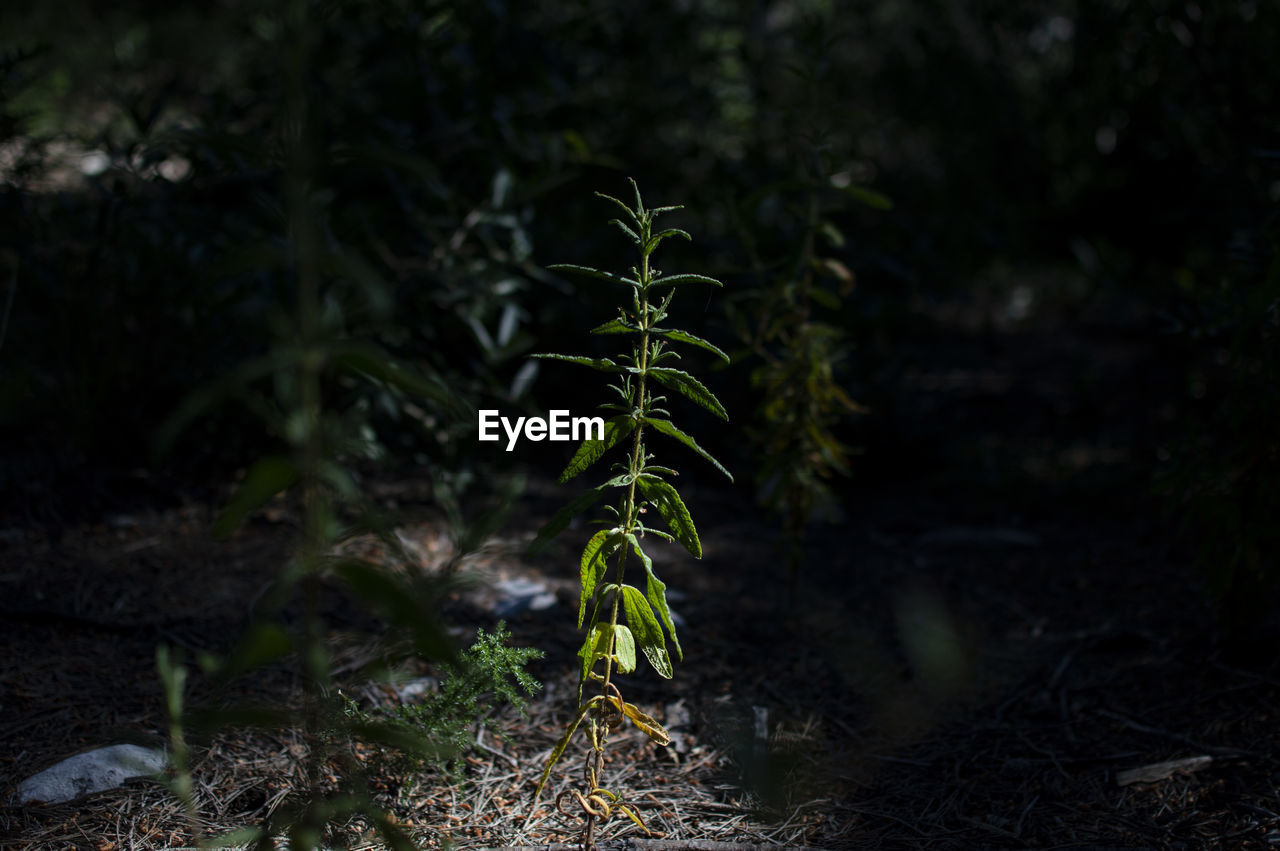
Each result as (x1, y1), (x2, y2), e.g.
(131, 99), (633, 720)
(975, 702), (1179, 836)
(2, 0), (1277, 621)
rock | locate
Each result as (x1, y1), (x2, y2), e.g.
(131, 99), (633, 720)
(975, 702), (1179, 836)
(492, 577), (556, 617)
(18, 744), (167, 805)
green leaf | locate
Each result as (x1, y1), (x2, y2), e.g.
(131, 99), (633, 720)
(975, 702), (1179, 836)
(636, 477), (701, 558)
(645, 227), (691, 255)
(578, 528), (622, 628)
(615, 802), (651, 834)
(629, 178), (645, 216)
(578, 624), (612, 692)
(589, 317), (639, 335)
(531, 353), (624, 373)
(528, 482), (614, 555)
(213, 456), (298, 536)
(535, 697), (600, 796)
(646, 272), (724, 289)
(594, 191), (640, 226)
(646, 368), (729, 421)
(608, 218), (642, 245)
(613, 624), (637, 674)
(841, 184), (894, 210)
(620, 585), (672, 678)
(652, 328), (730, 363)
(644, 417), (733, 482)
(546, 263), (642, 289)
(625, 533), (681, 659)
(559, 415), (635, 483)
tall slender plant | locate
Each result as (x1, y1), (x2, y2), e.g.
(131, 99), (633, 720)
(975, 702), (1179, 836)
(529, 180), (731, 846)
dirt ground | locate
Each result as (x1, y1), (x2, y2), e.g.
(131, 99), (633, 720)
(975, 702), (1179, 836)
(3, 316), (1279, 850)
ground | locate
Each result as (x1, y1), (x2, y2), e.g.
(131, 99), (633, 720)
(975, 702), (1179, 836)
(3, 315), (1279, 849)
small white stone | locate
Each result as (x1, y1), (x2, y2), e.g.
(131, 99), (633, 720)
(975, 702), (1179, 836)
(19, 744), (167, 805)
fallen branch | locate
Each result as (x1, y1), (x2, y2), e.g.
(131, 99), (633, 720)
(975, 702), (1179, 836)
(1116, 755), (1213, 787)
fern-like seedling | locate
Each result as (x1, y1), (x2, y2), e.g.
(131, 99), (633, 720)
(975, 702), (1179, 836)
(528, 180), (730, 847)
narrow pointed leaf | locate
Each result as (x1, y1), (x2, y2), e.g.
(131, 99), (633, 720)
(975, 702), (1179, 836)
(589, 317), (639, 335)
(636, 476), (701, 557)
(646, 367), (729, 421)
(531, 353), (624, 373)
(626, 533), (681, 659)
(646, 272), (723, 289)
(547, 263), (642, 289)
(645, 228), (691, 254)
(644, 417), (733, 482)
(620, 585), (672, 678)
(594, 191), (640, 226)
(578, 528), (622, 627)
(608, 218), (642, 245)
(578, 624), (612, 690)
(535, 697), (600, 796)
(652, 328), (730, 362)
(528, 482), (614, 555)
(616, 803), (651, 834)
(559, 415), (634, 483)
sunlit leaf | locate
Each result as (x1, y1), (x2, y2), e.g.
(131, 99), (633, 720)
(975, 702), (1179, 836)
(616, 700), (671, 746)
(593, 191), (640, 226)
(578, 624), (612, 692)
(651, 327), (730, 362)
(559, 415), (634, 483)
(589, 317), (639, 335)
(608, 218), (642, 245)
(625, 533), (681, 659)
(620, 585), (672, 678)
(636, 476), (701, 558)
(645, 367), (729, 420)
(616, 802), (652, 834)
(546, 263), (642, 289)
(578, 528), (622, 627)
(644, 227), (690, 255)
(613, 624), (636, 674)
(643, 417), (732, 481)
(534, 697), (600, 796)
(646, 272), (723, 289)
(532, 353), (625, 373)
